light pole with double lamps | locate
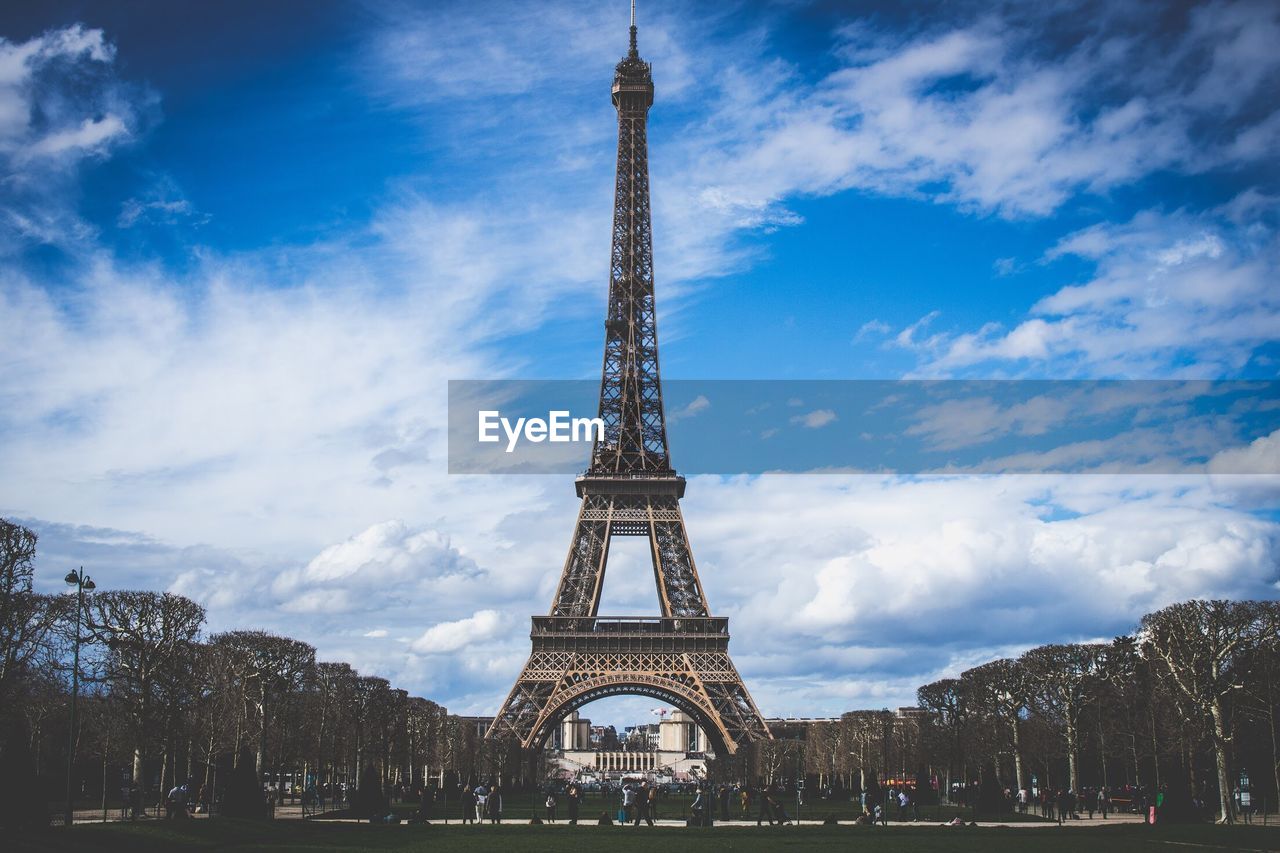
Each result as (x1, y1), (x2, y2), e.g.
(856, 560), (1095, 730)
(64, 567), (95, 826)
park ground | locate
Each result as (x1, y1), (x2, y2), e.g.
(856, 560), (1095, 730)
(12, 819), (1280, 853)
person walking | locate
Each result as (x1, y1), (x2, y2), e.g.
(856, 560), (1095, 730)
(622, 782), (636, 823)
(633, 780), (654, 826)
(460, 786), (476, 825)
(413, 786), (433, 823)
(756, 785), (775, 825)
(566, 783), (580, 825)
(545, 791), (557, 823)
(488, 785), (502, 824)
(691, 787), (707, 826)
(647, 781), (659, 822)
(769, 790), (791, 825)
(486, 778), (501, 819)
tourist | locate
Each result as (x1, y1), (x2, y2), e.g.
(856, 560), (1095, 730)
(756, 784), (775, 825)
(622, 782), (636, 823)
(770, 790), (791, 825)
(488, 785), (503, 823)
(633, 780), (654, 826)
(647, 780), (659, 822)
(415, 786), (433, 824)
(566, 783), (580, 824)
(740, 785), (750, 819)
(691, 786), (708, 826)
(461, 785), (476, 825)
(545, 791), (557, 822)
(165, 781), (187, 819)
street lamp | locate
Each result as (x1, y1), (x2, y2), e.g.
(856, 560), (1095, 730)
(64, 567), (95, 827)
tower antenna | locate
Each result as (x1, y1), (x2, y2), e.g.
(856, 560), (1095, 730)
(628, 0), (639, 56)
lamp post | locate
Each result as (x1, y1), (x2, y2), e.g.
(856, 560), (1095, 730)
(64, 567), (95, 827)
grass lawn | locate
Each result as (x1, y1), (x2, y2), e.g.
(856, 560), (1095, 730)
(13, 819), (1280, 853)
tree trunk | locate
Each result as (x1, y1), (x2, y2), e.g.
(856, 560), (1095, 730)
(1268, 670), (1280, 822)
(1150, 705), (1161, 789)
(101, 750), (108, 822)
(256, 696), (267, 777)
(1210, 698), (1234, 824)
(1012, 717), (1026, 792)
(1066, 712), (1079, 793)
(1097, 716), (1109, 788)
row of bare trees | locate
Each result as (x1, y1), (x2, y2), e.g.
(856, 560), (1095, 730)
(0, 519), (520, 825)
(914, 600), (1279, 823)
(706, 601), (1278, 826)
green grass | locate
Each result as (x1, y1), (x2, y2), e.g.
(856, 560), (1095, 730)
(12, 818), (1280, 853)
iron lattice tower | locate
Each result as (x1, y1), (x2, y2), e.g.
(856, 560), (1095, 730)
(488, 11), (772, 756)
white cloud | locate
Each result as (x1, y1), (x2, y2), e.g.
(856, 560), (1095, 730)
(0, 24), (145, 255)
(1209, 428), (1280, 476)
(680, 1), (1280, 221)
(791, 409), (837, 429)
(0, 23), (133, 162)
(854, 319), (890, 342)
(668, 394), (711, 423)
(411, 610), (502, 654)
(913, 204), (1280, 376)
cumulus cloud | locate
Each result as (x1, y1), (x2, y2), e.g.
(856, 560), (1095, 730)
(411, 610), (502, 654)
(270, 521), (483, 615)
(1209, 428), (1280, 476)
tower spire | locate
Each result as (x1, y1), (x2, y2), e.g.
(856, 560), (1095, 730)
(629, 0), (639, 57)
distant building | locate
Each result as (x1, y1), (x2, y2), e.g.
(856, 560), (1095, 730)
(548, 710), (710, 781)
(560, 711), (591, 750)
(458, 715), (494, 739)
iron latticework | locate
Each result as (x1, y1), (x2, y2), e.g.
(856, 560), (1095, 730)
(488, 12), (771, 756)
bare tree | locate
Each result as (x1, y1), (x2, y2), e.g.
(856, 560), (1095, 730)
(1021, 643), (1104, 794)
(963, 658), (1032, 792)
(1142, 599), (1279, 823)
(208, 630), (315, 778)
(85, 591), (205, 800)
(918, 678), (972, 800)
(0, 520), (65, 708)
(842, 710), (893, 792)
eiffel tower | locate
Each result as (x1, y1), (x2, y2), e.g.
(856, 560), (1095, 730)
(487, 5), (771, 756)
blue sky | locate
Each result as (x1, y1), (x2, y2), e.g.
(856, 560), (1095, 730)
(1, 0), (1278, 727)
